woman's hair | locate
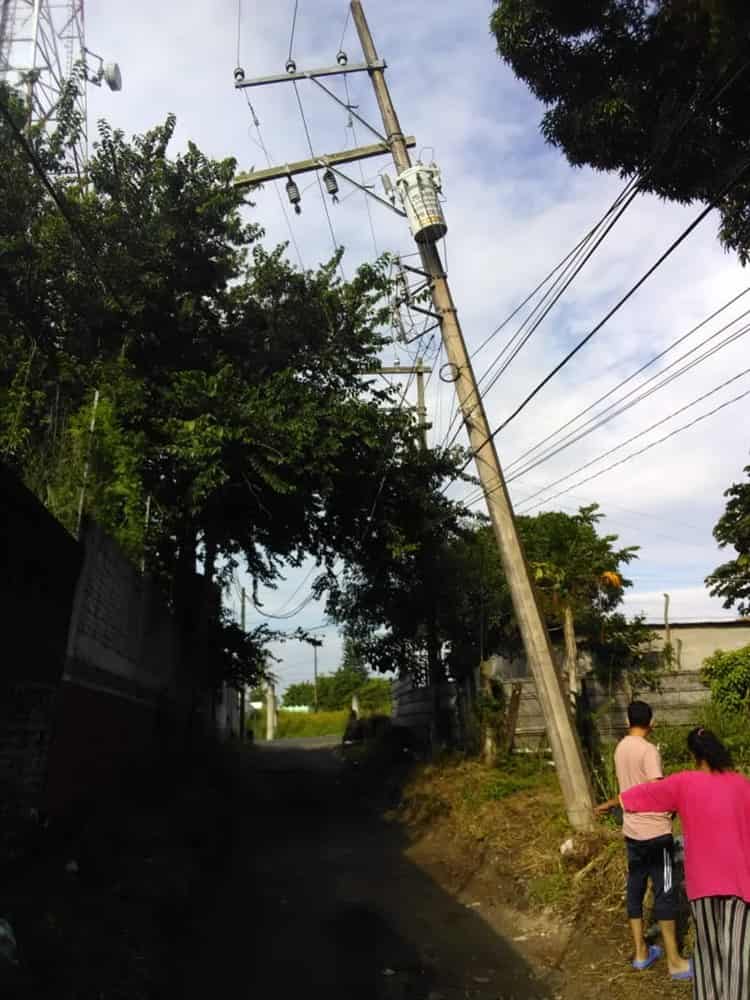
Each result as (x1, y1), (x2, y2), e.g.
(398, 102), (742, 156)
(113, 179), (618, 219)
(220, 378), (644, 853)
(687, 727), (733, 772)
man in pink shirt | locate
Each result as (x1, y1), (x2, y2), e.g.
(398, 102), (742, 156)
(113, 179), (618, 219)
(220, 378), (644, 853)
(598, 701), (691, 979)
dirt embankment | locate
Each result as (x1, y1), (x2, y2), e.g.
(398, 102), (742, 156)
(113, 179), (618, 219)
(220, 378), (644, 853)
(392, 757), (693, 1000)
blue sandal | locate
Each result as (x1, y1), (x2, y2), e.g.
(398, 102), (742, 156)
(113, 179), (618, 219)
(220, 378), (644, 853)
(671, 959), (694, 981)
(633, 944), (663, 971)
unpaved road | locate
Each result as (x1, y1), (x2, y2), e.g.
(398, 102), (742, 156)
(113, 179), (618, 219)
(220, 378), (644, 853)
(175, 742), (557, 999)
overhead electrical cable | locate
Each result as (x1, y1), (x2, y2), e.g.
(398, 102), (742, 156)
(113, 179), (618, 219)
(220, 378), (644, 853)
(443, 153), (750, 491)
(292, 80), (346, 280)
(503, 287), (750, 477)
(440, 183), (641, 450)
(244, 94), (306, 270)
(442, 57), (750, 453)
(510, 368), (750, 513)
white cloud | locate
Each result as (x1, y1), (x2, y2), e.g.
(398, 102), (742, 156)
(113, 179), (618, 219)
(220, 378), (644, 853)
(84, 0), (750, 680)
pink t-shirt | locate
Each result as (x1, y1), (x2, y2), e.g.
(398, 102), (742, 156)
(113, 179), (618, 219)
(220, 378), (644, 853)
(621, 770), (750, 902)
(614, 735), (672, 840)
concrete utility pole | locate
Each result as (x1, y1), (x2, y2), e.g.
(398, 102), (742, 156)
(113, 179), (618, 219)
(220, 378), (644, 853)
(307, 637), (323, 711)
(366, 362), (431, 450)
(265, 684), (276, 741)
(240, 586), (247, 743)
(350, 1), (594, 829)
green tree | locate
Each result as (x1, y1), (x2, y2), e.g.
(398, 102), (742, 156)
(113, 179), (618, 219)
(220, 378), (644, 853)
(702, 645), (750, 713)
(1, 97), (456, 700)
(328, 502), (644, 688)
(491, 1), (750, 261)
(521, 504), (639, 691)
(282, 681), (316, 708)
(706, 461), (750, 615)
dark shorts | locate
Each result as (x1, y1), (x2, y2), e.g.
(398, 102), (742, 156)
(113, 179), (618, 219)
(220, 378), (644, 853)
(625, 834), (677, 921)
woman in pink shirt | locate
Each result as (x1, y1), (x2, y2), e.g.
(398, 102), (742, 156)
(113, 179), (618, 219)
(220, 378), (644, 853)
(620, 727), (750, 1000)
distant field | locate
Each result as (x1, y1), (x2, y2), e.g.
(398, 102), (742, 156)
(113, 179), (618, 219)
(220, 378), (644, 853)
(250, 709), (349, 741)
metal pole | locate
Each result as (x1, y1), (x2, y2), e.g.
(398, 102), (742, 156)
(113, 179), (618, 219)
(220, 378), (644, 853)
(350, 0), (594, 830)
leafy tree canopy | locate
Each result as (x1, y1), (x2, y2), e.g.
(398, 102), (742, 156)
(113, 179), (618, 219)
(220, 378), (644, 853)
(706, 461), (750, 615)
(0, 84), (465, 693)
(328, 501), (646, 685)
(491, 0), (750, 262)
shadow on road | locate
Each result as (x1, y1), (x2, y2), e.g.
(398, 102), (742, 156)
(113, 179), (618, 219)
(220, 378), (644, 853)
(174, 742), (554, 999)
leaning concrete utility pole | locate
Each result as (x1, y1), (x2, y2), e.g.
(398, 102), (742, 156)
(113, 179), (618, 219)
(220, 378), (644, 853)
(350, 0), (594, 829)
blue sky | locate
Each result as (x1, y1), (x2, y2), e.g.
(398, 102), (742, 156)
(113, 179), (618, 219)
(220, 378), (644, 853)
(84, 0), (750, 692)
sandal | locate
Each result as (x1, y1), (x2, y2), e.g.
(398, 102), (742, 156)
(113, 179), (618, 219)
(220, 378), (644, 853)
(632, 944), (663, 971)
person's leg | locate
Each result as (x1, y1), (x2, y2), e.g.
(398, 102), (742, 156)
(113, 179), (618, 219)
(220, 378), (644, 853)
(691, 896), (723, 1000)
(722, 896), (750, 1000)
(650, 836), (690, 976)
(625, 839), (650, 962)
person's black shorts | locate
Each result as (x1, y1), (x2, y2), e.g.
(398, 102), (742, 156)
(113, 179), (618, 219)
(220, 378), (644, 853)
(625, 833), (677, 921)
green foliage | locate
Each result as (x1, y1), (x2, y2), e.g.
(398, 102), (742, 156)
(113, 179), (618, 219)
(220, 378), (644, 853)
(656, 704), (750, 774)
(706, 461), (750, 615)
(702, 644), (750, 713)
(1, 94), (469, 697)
(491, 1), (750, 262)
(327, 499), (644, 687)
(282, 641), (392, 712)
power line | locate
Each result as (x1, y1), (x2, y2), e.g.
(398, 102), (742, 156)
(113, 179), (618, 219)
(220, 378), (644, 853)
(441, 57), (750, 455)
(513, 369), (750, 514)
(338, 5), (352, 52)
(501, 314), (750, 487)
(291, 80), (346, 280)
(440, 183), (640, 451)
(446, 154), (750, 490)
(243, 94), (306, 270)
(344, 74), (378, 260)
(236, 0), (242, 67)
(503, 287), (750, 479)
(287, 0), (300, 62)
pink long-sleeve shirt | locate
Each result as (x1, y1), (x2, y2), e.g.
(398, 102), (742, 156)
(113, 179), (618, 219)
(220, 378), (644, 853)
(621, 770), (750, 902)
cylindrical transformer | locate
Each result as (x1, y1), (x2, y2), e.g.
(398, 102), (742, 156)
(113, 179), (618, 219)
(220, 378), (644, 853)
(395, 163), (447, 244)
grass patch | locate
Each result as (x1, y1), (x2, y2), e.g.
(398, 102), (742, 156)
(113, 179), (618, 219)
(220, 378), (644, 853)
(250, 709), (349, 741)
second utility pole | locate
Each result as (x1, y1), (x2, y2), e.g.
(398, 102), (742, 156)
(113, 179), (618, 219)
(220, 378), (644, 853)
(351, 0), (594, 830)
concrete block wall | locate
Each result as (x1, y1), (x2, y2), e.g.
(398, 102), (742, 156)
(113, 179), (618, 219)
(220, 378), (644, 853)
(392, 670), (712, 751)
(0, 683), (57, 813)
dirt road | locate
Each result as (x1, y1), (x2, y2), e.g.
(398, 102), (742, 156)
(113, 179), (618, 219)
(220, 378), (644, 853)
(174, 742), (557, 999)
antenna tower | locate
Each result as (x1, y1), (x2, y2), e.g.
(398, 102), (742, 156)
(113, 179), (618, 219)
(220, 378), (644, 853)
(0, 0), (88, 171)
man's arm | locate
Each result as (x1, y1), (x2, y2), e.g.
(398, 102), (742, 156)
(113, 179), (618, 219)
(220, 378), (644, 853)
(594, 795), (621, 816)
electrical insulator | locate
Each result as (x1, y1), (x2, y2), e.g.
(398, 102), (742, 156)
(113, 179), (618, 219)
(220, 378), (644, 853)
(323, 169), (339, 202)
(381, 174), (396, 204)
(286, 177), (301, 215)
(286, 59), (297, 74)
(336, 50), (348, 66)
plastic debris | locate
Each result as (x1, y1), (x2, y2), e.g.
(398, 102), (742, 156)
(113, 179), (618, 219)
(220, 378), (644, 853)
(560, 837), (575, 856)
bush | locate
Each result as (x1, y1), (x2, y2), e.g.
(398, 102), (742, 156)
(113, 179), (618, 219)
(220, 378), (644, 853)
(656, 703), (750, 774)
(702, 645), (750, 714)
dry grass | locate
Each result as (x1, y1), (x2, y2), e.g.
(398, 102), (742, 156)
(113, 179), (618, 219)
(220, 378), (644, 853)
(396, 755), (629, 922)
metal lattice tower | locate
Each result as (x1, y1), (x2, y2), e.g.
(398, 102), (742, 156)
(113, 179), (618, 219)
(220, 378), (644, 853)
(0, 0), (88, 170)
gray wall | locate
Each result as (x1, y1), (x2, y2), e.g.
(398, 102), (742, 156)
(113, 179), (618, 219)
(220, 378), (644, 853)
(649, 623), (750, 672)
